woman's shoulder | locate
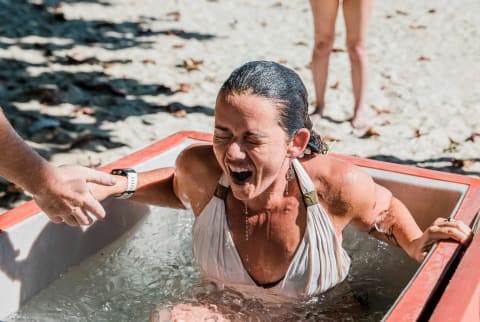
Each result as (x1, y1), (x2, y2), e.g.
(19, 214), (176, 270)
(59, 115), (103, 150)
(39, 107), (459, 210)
(174, 144), (224, 215)
(300, 154), (360, 182)
(301, 154), (376, 215)
(176, 144), (222, 181)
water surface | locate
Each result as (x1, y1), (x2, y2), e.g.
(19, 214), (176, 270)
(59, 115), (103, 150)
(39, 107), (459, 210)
(8, 207), (419, 321)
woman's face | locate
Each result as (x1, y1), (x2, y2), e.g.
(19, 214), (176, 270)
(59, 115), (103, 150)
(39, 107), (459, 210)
(213, 92), (291, 201)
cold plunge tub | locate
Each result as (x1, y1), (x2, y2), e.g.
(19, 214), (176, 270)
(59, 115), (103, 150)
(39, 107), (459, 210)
(0, 131), (479, 321)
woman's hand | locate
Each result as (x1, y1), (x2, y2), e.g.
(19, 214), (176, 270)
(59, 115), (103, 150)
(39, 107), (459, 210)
(411, 217), (473, 262)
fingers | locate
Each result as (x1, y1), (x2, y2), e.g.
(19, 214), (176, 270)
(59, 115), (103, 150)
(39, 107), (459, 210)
(428, 217), (473, 246)
(80, 194), (107, 221)
(81, 167), (117, 186)
(67, 206), (93, 226)
(57, 165), (117, 187)
(48, 215), (64, 224)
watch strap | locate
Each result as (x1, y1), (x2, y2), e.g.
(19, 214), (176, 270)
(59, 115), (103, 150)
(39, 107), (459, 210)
(111, 168), (137, 199)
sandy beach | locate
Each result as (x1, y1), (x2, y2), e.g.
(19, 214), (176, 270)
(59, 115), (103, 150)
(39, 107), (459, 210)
(0, 0), (479, 211)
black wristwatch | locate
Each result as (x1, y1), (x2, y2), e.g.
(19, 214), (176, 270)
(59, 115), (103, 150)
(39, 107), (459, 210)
(111, 168), (137, 199)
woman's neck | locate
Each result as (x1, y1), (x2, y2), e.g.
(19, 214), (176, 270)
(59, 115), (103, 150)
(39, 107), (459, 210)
(243, 173), (297, 215)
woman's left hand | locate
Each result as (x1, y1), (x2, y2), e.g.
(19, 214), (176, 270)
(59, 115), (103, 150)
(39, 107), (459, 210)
(411, 217), (473, 262)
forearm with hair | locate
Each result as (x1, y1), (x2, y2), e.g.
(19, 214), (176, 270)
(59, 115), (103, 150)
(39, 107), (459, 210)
(0, 110), (53, 194)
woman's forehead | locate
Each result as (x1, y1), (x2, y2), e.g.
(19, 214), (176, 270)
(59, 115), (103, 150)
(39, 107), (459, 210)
(214, 93), (284, 132)
(216, 92), (281, 113)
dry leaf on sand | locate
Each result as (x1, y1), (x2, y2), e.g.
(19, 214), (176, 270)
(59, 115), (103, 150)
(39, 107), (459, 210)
(360, 128), (380, 139)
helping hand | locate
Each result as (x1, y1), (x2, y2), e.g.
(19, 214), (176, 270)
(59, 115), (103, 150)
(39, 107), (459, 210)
(33, 165), (117, 226)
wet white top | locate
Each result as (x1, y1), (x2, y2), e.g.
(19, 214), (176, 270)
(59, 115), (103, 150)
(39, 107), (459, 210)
(192, 158), (351, 298)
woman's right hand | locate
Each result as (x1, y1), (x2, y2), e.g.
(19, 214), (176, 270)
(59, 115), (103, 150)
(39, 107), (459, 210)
(410, 217), (473, 262)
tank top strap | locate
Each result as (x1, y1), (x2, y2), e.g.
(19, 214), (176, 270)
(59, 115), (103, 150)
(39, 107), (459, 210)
(291, 158), (319, 206)
(214, 173), (230, 200)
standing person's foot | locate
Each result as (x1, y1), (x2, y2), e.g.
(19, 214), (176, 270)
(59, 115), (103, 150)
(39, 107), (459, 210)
(309, 106), (325, 123)
(350, 113), (370, 129)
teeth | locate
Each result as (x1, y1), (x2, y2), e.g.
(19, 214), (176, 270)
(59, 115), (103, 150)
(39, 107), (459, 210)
(229, 166), (250, 173)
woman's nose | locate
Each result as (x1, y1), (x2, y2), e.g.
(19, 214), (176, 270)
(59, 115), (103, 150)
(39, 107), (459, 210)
(226, 141), (246, 159)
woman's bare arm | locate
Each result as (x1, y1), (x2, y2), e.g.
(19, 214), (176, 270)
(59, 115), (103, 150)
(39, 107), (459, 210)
(344, 164), (471, 262)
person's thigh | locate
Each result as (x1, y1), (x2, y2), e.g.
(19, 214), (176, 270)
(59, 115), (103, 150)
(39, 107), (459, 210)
(310, 0), (340, 41)
(342, 0), (375, 43)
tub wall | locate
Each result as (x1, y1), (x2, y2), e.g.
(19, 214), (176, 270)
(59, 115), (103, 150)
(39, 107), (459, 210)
(0, 200), (149, 319)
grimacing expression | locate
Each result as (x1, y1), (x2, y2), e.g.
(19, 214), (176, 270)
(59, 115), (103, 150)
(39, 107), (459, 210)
(213, 92), (292, 201)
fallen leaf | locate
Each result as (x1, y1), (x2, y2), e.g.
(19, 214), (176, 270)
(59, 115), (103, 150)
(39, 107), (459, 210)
(73, 107), (95, 116)
(172, 43), (185, 49)
(396, 10), (409, 15)
(142, 59), (156, 65)
(295, 41), (308, 46)
(175, 83), (191, 93)
(409, 24), (427, 30)
(465, 132), (480, 142)
(360, 128), (380, 139)
(102, 63), (114, 69)
(414, 129), (422, 138)
(385, 14), (393, 19)
(332, 48), (345, 53)
(371, 105), (392, 115)
(278, 59), (288, 64)
(428, 9), (436, 14)
(330, 81), (340, 90)
(443, 138), (460, 153)
(418, 56), (431, 61)
(166, 11), (181, 21)
(272, 2), (283, 7)
(180, 58), (204, 71)
(451, 158), (475, 169)
(260, 21), (268, 27)
(380, 120), (391, 126)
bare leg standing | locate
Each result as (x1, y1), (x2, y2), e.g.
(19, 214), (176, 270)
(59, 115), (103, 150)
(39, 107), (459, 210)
(309, 0), (340, 118)
(343, 0), (375, 129)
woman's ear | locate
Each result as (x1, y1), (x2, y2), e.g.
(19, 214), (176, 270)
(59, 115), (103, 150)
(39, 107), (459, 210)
(287, 128), (310, 158)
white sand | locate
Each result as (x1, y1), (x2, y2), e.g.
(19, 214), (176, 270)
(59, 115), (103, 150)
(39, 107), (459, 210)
(2, 0), (479, 193)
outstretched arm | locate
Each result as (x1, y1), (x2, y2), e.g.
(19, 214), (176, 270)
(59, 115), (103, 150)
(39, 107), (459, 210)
(0, 108), (117, 226)
(89, 144), (220, 218)
(94, 167), (186, 210)
(345, 164), (472, 262)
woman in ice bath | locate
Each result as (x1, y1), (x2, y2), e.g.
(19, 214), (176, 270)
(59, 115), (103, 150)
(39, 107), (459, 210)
(92, 61), (472, 298)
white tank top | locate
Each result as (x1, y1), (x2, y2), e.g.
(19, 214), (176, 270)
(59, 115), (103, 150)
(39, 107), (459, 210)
(192, 158), (351, 298)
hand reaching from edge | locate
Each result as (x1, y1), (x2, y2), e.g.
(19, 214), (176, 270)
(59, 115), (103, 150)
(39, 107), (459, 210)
(33, 165), (117, 226)
(411, 217), (473, 262)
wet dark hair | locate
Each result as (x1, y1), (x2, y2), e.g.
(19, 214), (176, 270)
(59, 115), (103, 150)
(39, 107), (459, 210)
(218, 60), (328, 155)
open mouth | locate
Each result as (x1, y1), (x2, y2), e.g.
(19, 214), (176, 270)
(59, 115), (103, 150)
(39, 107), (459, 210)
(229, 166), (253, 184)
